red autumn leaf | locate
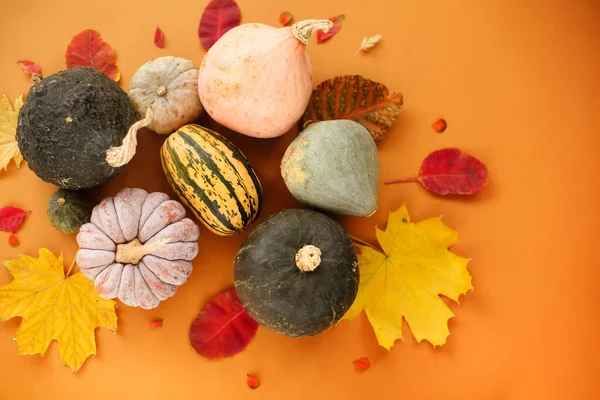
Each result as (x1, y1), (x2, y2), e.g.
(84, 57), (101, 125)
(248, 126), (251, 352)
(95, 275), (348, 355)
(353, 357), (371, 370)
(150, 319), (163, 329)
(280, 11), (293, 26)
(17, 60), (41, 76)
(8, 234), (19, 247)
(432, 118), (447, 133)
(317, 14), (345, 43)
(385, 148), (488, 195)
(154, 27), (165, 48)
(0, 206), (30, 233)
(198, 0), (241, 50)
(189, 288), (258, 359)
(65, 29), (120, 82)
(246, 374), (260, 389)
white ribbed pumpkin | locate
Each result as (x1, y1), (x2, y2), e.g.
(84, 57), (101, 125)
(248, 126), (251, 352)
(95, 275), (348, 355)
(76, 188), (200, 310)
(129, 56), (203, 134)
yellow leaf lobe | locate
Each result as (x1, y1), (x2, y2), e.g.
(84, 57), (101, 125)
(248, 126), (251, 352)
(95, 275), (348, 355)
(343, 205), (472, 349)
(0, 94), (24, 171)
(0, 248), (118, 372)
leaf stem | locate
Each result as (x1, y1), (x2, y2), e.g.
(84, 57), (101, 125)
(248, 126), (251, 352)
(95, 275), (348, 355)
(384, 176), (420, 185)
(66, 254), (77, 276)
(349, 235), (381, 252)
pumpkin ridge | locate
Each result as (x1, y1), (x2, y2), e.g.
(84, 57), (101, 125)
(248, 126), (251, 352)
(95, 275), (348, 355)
(163, 139), (236, 233)
(138, 261), (177, 298)
(137, 199), (182, 243)
(142, 255), (191, 279)
(133, 267), (159, 309)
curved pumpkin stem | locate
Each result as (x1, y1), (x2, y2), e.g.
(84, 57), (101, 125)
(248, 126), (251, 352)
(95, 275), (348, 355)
(115, 237), (170, 265)
(105, 107), (153, 168)
(292, 19), (334, 45)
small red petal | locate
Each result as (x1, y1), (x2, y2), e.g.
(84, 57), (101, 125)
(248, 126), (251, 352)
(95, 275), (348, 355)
(0, 207), (31, 233)
(432, 118), (447, 133)
(189, 288), (259, 359)
(18, 60), (41, 75)
(353, 357), (371, 370)
(8, 234), (19, 247)
(154, 27), (165, 48)
(317, 14), (345, 43)
(150, 320), (163, 329)
(279, 11), (293, 26)
(419, 148), (488, 195)
(65, 29), (120, 82)
(198, 0), (242, 50)
(247, 374), (260, 389)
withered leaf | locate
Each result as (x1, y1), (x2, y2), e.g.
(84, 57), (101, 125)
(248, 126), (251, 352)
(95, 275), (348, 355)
(302, 75), (403, 142)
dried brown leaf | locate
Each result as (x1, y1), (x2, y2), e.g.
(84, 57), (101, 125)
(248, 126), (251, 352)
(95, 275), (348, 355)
(302, 75), (403, 142)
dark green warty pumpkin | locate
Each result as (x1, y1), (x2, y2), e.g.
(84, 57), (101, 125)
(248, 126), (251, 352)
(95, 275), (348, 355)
(46, 189), (93, 234)
(234, 209), (359, 337)
(16, 67), (138, 189)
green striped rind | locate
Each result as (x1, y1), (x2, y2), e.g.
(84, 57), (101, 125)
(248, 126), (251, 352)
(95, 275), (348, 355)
(161, 124), (263, 236)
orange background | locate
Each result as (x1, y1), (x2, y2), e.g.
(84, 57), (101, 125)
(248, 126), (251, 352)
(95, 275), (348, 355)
(1, 0), (599, 399)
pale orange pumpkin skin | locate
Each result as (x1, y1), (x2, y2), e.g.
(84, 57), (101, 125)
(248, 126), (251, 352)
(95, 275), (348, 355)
(198, 23), (313, 138)
(129, 56), (203, 134)
(76, 188), (200, 310)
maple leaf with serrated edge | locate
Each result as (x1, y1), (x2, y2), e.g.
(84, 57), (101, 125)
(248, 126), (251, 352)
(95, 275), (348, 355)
(0, 94), (24, 171)
(343, 205), (472, 349)
(0, 249), (118, 372)
(65, 29), (120, 82)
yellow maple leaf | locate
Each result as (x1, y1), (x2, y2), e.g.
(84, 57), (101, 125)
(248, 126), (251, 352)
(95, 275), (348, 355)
(0, 94), (24, 171)
(343, 205), (473, 349)
(0, 248), (118, 372)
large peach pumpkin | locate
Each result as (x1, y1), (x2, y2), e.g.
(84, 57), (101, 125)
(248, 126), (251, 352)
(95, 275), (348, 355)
(198, 19), (333, 138)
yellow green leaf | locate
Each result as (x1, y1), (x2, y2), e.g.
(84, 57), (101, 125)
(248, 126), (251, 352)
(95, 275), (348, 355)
(343, 205), (472, 349)
(0, 248), (118, 372)
(0, 94), (24, 171)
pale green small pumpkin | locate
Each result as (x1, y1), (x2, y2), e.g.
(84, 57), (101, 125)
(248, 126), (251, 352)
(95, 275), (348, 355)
(280, 120), (379, 216)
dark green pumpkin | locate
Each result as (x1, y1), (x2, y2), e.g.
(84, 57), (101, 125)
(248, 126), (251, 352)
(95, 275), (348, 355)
(234, 209), (359, 337)
(46, 189), (93, 234)
(17, 67), (138, 189)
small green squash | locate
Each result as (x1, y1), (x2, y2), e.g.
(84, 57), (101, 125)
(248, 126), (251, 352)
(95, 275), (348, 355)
(280, 120), (379, 217)
(234, 209), (359, 337)
(47, 189), (93, 234)
(160, 124), (262, 236)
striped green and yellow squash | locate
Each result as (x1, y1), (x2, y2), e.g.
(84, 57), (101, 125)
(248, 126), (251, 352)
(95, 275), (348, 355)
(161, 124), (263, 236)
